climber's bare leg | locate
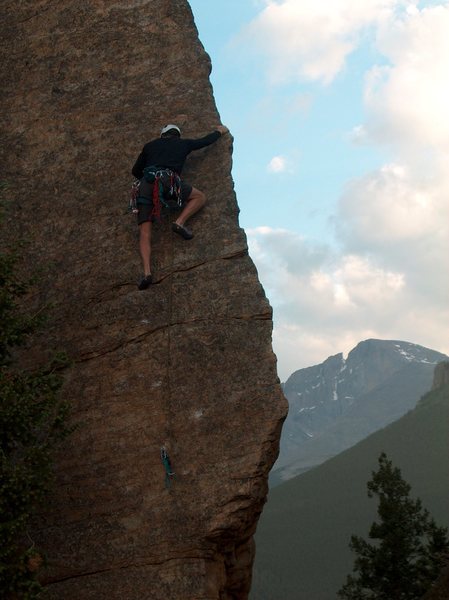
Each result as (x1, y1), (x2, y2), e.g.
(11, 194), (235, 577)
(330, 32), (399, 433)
(175, 187), (206, 226)
(139, 221), (152, 276)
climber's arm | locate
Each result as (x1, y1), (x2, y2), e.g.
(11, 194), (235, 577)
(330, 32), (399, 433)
(187, 126), (229, 152)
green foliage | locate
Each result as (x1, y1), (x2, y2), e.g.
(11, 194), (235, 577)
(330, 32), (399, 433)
(338, 453), (449, 600)
(0, 196), (72, 598)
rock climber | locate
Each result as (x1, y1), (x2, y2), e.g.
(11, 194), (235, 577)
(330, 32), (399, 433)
(131, 123), (229, 290)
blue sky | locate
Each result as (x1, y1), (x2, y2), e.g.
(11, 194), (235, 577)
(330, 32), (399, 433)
(189, 0), (449, 380)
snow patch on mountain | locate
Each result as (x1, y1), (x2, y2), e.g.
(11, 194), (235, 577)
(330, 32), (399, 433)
(394, 342), (442, 364)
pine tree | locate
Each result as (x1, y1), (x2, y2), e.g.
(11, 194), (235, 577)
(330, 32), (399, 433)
(338, 452), (449, 600)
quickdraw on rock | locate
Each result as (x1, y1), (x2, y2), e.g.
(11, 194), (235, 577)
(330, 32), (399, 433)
(160, 446), (175, 488)
(128, 179), (140, 214)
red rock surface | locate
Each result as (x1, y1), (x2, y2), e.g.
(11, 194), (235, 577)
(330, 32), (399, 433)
(0, 1), (287, 598)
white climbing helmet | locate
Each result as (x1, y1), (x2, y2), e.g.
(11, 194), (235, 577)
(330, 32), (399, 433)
(160, 124), (181, 137)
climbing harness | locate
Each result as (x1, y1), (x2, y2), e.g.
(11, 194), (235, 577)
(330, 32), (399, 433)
(160, 446), (175, 488)
(128, 167), (182, 221)
(145, 166), (182, 221)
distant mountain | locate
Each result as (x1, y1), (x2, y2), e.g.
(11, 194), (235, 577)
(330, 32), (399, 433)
(251, 362), (449, 600)
(273, 339), (448, 484)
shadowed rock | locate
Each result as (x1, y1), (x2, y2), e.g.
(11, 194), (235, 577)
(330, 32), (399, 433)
(0, 1), (287, 598)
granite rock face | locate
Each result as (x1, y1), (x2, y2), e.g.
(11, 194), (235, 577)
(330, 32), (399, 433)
(0, 2), (287, 598)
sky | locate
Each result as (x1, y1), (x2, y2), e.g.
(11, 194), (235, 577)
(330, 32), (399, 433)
(188, 0), (449, 381)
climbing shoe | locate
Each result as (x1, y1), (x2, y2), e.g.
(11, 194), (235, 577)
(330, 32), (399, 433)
(137, 274), (153, 290)
(172, 222), (193, 240)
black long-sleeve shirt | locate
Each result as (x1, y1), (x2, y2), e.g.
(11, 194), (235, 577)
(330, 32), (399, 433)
(131, 130), (221, 179)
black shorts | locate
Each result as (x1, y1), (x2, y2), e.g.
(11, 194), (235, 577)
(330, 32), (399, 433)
(136, 178), (192, 225)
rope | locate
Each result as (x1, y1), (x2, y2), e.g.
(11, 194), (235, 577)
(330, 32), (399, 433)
(150, 175), (162, 222)
(160, 214), (177, 491)
(133, 165), (181, 489)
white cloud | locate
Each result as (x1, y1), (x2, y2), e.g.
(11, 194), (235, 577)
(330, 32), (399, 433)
(247, 225), (449, 380)
(336, 4), (449, 309)
(245, 227), (442, 380)
(268, 155), (288, 172)
(337, 162), (442, 246)
(240, 0), (409, 84)
(348, 124), (370, 144)
(363, 4), (449, 151)
(334, 160), (449, 314)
